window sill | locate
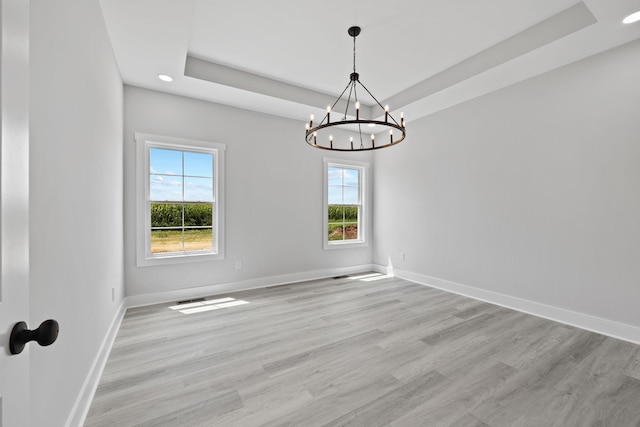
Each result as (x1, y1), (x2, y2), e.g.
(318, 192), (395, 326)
(324, 240), (368, 250)
(137, 251), (224, 267)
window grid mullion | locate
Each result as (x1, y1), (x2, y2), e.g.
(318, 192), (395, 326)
(181, 152), (185, 251)
(148, 147), (215, 255)
(326, 163), (364, 244)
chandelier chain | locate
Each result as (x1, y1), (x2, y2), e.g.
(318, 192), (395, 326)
(353, 33), (357, 74)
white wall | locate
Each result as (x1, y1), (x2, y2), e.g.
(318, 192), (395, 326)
(124, 86), (373, 298)
(30, 0), (124, 425)
(373, 39), (640, 331)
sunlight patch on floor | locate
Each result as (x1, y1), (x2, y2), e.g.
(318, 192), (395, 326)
(349, 273), (393, 282)
(169, 297), (249, 314)
(348, 273), (381, 280)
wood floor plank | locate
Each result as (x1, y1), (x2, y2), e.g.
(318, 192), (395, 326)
(321, 370), (448, 427)
(387, 362), (517, 427)
(448, 413), (490, 427)
(625, 349), (640, 380)
(85, 273), (640, 426)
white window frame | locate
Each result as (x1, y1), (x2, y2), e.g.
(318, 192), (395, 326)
(323, 158), (369, 250)
(135, 133), (225, 266)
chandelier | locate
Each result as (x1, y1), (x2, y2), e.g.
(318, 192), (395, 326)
(305, 26), (406, 151)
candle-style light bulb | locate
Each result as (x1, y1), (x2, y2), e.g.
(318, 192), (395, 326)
(356, 102), (360, 120)
(384, 105), (389, 122)
(371, 133), (375, 148)
(350, 136), (354, 150)
(400, 112), (405, 127)
(305, 123), (309, 131)
(327, 105), (331, 124)
(330, 135), (333, 149)
(389, 129), (393, 144)
(313, 131), (317, 145)
(310, 114), (314, 127)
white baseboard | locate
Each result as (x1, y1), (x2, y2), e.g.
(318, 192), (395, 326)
(125, 264), (376, 308)
(65, 299), (127, 427)
(382, 266), (640, 345)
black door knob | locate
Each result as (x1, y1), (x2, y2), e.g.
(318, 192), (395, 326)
(9, 319), (59, 355)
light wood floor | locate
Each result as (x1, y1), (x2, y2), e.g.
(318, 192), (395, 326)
(85, 273), (640, 426)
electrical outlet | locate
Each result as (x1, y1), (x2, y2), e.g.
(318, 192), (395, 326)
(235, 261), (242, 270)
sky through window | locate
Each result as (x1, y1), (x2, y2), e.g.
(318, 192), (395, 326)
(150, 148), (214, 202)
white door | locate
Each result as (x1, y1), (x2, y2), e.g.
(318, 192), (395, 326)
(0, 0), (31, 425)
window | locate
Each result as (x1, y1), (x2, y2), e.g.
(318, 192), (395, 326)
(135, 133), (225, 266)
(324, 158), (368, 249)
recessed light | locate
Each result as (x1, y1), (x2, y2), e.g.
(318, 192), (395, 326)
(623, 10), (640, 24)
(158, 74), (173, 82)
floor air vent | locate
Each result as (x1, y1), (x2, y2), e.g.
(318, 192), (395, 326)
(177, 297), (206, 305)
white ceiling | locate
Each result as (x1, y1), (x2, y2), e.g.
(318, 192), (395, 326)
(99, 0), (640, 122)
